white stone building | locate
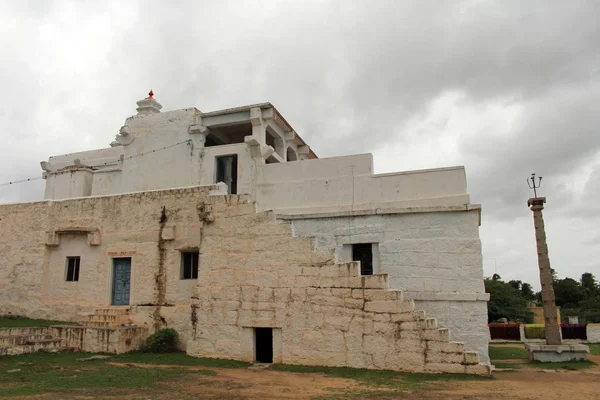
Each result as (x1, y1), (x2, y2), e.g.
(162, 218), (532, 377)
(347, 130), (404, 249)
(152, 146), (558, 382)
(0, 93), (490, 373)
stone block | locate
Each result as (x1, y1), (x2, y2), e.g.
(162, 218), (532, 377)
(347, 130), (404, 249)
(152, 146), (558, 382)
(525, 344), (590, 362)
(422, 328), (450, 342)
(362, 289), (403, 301)
(385, 351), (425, 371)
(424, 362), (466, 374)
(427, 341), (464, 354)
(426, 350), (464, 364)
(364, 300), (414, 314)
(465, 363), (492, 376)
(463, 351), (480, 365)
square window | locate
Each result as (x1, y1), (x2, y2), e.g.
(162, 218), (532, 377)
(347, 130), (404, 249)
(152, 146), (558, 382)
(181, 252), (199, 280)
(352, 243), (373, 275)
(66, 256), (80, 281)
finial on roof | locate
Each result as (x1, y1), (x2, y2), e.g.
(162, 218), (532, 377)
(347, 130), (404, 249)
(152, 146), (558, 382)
(136, 90), (162, 116)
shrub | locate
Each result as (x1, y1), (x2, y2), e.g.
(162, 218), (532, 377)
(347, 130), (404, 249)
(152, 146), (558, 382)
(142, 328), (179, 353)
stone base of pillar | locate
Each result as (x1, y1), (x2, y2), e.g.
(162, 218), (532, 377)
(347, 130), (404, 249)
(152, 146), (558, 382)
(525, 343), (589, 362)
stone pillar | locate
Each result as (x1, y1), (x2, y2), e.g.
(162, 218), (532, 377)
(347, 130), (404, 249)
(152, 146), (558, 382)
(527, 197), (561, 345)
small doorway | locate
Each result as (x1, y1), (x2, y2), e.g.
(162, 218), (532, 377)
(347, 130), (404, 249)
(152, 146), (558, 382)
(255, 328), (273, 363)
(352, 243), (373, 275)
(216, 155), (238, 194)
(112, 258), (131, 306)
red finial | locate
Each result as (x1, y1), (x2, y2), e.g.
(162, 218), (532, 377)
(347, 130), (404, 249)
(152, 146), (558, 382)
(146, 90), (154, 99)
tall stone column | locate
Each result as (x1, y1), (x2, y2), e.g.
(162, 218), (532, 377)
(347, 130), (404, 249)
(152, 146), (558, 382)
(527, 197), (561, 345)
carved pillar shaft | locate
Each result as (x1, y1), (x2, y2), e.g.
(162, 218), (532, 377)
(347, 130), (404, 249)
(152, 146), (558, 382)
(528, 197), (561, 345)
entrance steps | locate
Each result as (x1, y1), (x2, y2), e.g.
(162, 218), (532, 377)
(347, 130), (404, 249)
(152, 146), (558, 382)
(0, 327), (73, 356)
(82, 308), (133, 327)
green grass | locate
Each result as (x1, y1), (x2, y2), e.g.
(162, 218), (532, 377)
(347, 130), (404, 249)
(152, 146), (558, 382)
(488, 346), (529, 360)
(0, 351), (216, 397)
(111, 351), (251, 368)
(588, 343), (600, 355)
(528, 360), (597, 370)
(0, 315), (75, 327)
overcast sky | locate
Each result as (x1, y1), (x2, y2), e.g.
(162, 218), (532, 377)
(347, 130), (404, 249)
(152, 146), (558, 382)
(1, 0), (599, 289)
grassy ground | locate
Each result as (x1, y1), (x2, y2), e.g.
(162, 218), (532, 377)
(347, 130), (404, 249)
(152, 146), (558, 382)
(0, 316), (75, 328)
(0, 352), (217, 398)
(488, 343), (598, 371)
(0, 352), (490, 399)
(488, 346), (529, 360)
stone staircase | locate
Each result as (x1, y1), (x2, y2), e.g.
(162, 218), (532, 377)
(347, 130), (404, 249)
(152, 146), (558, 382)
(83, 308), (133, 327)
(0, 327), (73, 356)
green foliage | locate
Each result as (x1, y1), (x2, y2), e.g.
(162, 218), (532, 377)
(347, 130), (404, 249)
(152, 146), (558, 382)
(142, 328), (179, 353)
(552, 273), (600, 323)
(484, 278), (534, 323)
(588, 344), (600, 355)
(554, 277), (586, 308)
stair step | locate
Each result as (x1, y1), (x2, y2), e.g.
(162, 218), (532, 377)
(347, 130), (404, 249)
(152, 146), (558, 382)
(94, 308), (130, 315)
(0, 334), (54, 346)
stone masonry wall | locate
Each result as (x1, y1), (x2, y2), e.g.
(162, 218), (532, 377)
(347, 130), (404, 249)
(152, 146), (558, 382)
(0, 187), (490, 374)
(0, 186), (213, 346)
(188, 196), (491, 375)
(289, 212), (490, 363)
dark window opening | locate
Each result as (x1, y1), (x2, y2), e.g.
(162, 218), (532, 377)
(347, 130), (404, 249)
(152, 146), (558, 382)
(266, 130), (276, 149)
(255, 328), (273, 363)
(286, 147), (298, 161)
(181, 252), (199, 280)
(66, 256), (80, 281)
(204, 123), (252, 147)
(216, 154), (238, 194)
(352, 243), (373, 275)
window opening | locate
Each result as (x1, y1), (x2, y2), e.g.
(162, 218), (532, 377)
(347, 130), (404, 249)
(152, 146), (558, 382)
(216, 155), (238, 194)
(255, 328), (273, 363)
(352, 243), (373, 275)
(286, 147), (298, 161)
(66, 256), (80, 281)
(181, 252), (199, 280)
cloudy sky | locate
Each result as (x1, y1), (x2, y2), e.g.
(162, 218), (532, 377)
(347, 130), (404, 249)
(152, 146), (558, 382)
(1, 0), (599, 289)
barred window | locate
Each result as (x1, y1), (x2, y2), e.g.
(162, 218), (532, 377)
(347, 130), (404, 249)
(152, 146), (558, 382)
(181, 252), (199, 280)
(66, 257), (80, 281)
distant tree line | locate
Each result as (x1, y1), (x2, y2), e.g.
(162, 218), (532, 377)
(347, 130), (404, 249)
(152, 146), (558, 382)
(484, 271), (600, 324)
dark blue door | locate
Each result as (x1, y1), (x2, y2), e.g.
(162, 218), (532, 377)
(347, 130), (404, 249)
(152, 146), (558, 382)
(112, 258), (131, 306)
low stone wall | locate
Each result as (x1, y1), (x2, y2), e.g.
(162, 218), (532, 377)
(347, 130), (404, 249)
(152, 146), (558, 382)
(587, 324), (600, 342)
(51, 326), (148, 354)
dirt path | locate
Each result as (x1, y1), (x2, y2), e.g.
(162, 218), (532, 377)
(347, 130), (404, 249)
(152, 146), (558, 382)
(109, 362), (366, 399)
(439, 369), (600, 400)
(13, 360), (600, 400)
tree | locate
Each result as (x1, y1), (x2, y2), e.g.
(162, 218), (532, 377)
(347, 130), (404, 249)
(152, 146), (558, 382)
(520, 282), (535, 301)
(485, 278), (534, 323)
(581, 273), (600, 298)
(554, 277), (585, 309)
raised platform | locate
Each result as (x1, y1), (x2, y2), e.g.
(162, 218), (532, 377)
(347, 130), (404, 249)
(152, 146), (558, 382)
(525, 343), (590, 362)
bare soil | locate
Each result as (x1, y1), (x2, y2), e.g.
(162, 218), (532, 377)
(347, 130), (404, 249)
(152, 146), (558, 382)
(10, 358), (600, 400)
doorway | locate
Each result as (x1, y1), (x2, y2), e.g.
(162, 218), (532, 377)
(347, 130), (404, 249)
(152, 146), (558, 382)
(216, 155), (238, 194)
(111, 258), (131, 306)
(255, 328), (273, 363)
(352, 243), (373, 275)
